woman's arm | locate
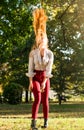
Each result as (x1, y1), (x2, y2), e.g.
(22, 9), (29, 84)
(29, 77), (33, 91)
(46, 51), (54, 78)
(41, 51), (54, 92)
(27, 51), (35, 91)
(41, 77), (48, 92)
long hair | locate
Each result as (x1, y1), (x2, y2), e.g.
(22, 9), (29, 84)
(32, 8), (48, 49)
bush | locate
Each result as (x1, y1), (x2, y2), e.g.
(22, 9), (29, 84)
(3, 82), (23, 104)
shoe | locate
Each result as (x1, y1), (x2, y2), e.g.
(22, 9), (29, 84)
(31, 119), (38, 130)
(41, 119), (48, 128)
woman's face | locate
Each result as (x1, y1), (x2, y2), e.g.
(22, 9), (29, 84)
(36, 31), (48, 49)
(39, 36), (48, 49)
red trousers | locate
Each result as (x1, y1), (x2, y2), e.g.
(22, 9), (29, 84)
(32, 70), (50, 119)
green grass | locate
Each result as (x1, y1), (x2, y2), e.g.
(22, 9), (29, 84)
(0, 118), (84, 130)
(0, 102), (84, 130)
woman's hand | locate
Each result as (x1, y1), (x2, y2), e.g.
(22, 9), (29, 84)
(41, 78), (47, 92)
(29, 82), (33, 91)
(28, 77), (33, 91)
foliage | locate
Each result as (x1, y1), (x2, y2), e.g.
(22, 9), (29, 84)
(43, 0), (84, 104)
(3, 82), (23, 104)
(0, 0), (84, 104)
(0, 0), (36, 102)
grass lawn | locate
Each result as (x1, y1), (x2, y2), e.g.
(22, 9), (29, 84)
(0, 102), (84, 130)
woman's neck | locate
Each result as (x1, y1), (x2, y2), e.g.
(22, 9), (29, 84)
(39, 48), (45, 57)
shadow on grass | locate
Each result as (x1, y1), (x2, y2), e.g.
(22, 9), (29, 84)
(0, 102), (84, 118)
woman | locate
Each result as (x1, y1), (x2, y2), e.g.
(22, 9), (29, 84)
(26, 8), (54, 130)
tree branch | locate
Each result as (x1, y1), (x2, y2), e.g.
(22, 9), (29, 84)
(58, 0), (76, 19)
(60, 19), (66, 44)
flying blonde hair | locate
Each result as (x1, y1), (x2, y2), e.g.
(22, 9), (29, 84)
(32, 8), (48, 49)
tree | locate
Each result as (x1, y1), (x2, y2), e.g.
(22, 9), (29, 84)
(0, 0), (38, 102)
(43, 0), (84, 104)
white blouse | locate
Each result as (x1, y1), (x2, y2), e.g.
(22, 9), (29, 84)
(26, 48), (54, 78)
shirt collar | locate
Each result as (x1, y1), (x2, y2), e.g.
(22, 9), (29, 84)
(37, 48), (49, 65)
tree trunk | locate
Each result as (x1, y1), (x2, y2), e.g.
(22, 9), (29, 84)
(58, 94), (62, 105)
(25, 90), (28, 103)
(30, 91), (32, 101)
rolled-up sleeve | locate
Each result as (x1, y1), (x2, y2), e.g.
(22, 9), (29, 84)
(46, 51), (54, 78)
(26, 51), (36, 77)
